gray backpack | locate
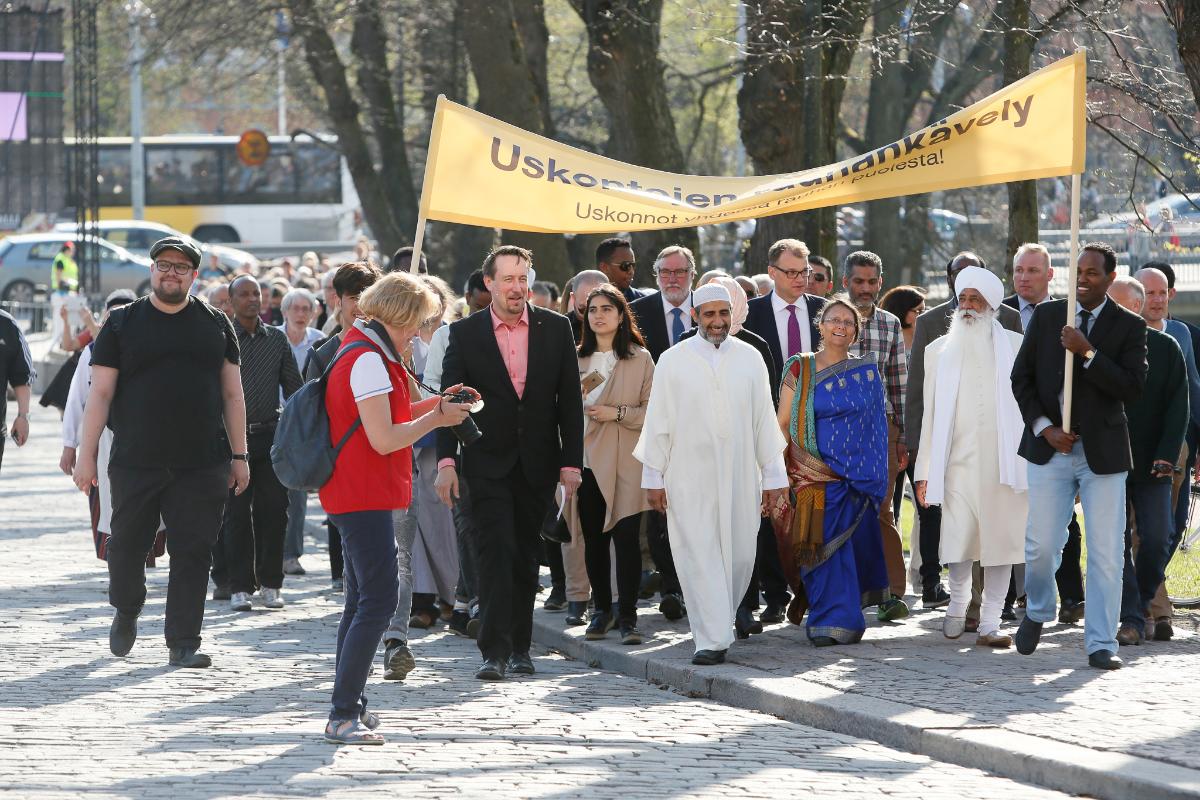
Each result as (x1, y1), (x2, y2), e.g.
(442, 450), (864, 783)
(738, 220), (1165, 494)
(270, 340), (374, 491)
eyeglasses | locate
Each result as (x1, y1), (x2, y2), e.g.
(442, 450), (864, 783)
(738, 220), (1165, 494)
(654, 268), (692, 280)
(771, 266), (813, 281)
(154, 260), (193, 275)
(609, 260), (636, 272)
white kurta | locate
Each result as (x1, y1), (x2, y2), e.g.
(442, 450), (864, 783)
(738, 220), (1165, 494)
(915, 331), (1027, 566)
(634, 334), (787, 653)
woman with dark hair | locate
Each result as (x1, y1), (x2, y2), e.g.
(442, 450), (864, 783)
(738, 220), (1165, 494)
(773, 297), (890, 646)
(567, 284), (655, 645)
(880, 286), (926, 355)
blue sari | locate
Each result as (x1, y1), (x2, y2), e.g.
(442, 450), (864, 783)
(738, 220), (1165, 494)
(781, 354), (890, 644)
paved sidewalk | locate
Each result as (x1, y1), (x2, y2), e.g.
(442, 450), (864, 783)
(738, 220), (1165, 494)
(532, 568), (1200, 800)
(0, 408), (1077, 799)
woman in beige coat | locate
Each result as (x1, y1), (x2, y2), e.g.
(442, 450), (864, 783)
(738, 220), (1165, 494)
(567, 284), (654, 645)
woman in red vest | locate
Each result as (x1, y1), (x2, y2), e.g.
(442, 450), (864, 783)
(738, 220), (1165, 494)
(319, 271), (476, 745)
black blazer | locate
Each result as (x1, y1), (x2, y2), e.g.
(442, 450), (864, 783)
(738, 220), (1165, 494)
(1010, 298), (1148, 474)
(1002, 294), (1019, 310)
(629, 291), (675, 363)
(742, 291), (824, 394)
(436, 304), (584, 487)
(679, 326), (779, 408)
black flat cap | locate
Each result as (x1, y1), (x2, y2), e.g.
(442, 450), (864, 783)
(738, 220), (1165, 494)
(149, 236), (203, 269)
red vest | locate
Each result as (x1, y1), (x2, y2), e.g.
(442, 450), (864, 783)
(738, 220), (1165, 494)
(318, 327), (412, 514)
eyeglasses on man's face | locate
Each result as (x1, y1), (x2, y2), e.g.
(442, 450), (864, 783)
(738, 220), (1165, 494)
(771, 265), (813, 281)
(654, 268), (692, 280)
(154, 260), (193, 275)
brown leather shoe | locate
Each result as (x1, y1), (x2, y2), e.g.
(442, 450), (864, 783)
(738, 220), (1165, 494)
(1116, 624), (1142, 646)
(964, 617), (980, 633)
(976, 631), (1012, 648)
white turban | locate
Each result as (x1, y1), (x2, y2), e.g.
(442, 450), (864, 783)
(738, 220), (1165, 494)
(953, 266), (1003, 310)
(692, 283), (732, 309)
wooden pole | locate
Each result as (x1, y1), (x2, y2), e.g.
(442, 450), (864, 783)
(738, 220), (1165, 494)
(1061, 171), (1082, 431)
(409, 95), (447, 273)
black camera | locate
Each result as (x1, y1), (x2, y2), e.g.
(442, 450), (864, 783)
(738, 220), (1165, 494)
(444, 390), (483, 446)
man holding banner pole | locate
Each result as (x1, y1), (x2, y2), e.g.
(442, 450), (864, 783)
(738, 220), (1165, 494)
(1010, 237), (1147, 670)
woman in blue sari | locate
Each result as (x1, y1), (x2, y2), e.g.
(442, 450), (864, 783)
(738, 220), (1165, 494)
(772, 297), (890, 646)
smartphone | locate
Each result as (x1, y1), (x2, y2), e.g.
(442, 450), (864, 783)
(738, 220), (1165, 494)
(580, 370), (605, 395)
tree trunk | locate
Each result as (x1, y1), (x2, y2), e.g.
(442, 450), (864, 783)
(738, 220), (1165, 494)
(738, 0), (867, 272)
(1001, 0), (1038, 277)
(287, 0), (407, 257)
(351, 0), (418, 245)
(460, 0), (573, 285)
(568, 0), (700, 281)
(1165, 0), (1200, 121)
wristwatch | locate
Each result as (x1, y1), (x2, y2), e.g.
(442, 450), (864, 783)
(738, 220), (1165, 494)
(231, 453), (248, 462)
(1083, 348), (1096, 361)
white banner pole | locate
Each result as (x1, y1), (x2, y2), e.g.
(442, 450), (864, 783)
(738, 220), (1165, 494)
(1061, 171), (1082, 431)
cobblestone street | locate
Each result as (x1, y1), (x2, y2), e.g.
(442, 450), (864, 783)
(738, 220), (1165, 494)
(0, 406), (1084, 799)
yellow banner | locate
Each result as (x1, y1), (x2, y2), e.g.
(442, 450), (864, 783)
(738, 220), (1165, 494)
(419, 51), (1086, 234)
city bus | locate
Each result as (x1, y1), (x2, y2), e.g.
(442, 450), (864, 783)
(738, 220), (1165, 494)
(66, 133), (360, 244)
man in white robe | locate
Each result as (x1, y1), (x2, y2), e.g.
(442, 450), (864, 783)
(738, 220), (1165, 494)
(915, 267), (1028, 647)
(634, 284), (788, 665)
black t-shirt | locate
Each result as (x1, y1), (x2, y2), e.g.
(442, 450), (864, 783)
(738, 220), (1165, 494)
(91, 296), (240, 469)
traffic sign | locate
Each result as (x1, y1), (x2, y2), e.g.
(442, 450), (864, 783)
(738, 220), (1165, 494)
(236, 129), (270, 166)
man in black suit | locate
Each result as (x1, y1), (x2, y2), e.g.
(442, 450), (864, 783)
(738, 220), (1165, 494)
(906, 252), (1022, 623)
(434, 245), (584, 681)
(628, 246), (696, 620)
(1002, 243), (1085, 624)
(1011, 242), (1148, 670)
(739, 238), (824, 624)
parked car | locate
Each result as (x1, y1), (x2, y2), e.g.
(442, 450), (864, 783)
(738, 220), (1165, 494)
(53, 220), (259, 274)
(1086, 193), (1200, 229)
(0, 233), (153, 302)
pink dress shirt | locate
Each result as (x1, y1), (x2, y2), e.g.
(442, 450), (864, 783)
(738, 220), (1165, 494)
(491, 304), (530, 398)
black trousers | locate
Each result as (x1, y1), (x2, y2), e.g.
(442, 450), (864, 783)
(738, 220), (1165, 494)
(224, 430), (288, 594)
(544, 532), (566, 589)
(740, 517), (791, 610)
(578, 469), (642, 620)
(465, 465), (554, 662)
(210, 502), (231, 589)
(645, 510), (682, 596)
(1054, 513), (1085, 605)
(913, 467), (944, 592)
(108, 461), (228, 650)
(327, 519), (344, 582)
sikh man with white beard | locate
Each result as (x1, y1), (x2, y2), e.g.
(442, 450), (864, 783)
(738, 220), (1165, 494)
(634, 283), (789, 665)
(915, 267), (1028, 647)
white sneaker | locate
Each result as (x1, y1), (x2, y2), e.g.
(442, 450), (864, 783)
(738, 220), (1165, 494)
(943, 615), (966, 639)
(261, 587), (284, 609)
(230, 592), (252, 612)
(282, 558), (306, 576)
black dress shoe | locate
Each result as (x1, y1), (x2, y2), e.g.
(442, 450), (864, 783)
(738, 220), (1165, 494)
(110, 611), (138, 657)
(759, 604), (786, 624)
(659, 593), (686, 621)
(543, 585), (567, 611)
(1058, 600), (1085, 624)
(1088, 649), (1123, 670)
(638, 570), (662, 600)
(168, 648), (212, 668)
(1154, 618), (1174, 641)
(586, 611), (614, 640)
(810, 636), (838, 647)
(691, 649), (726, 665)
(475, 658), (506, 680)
(735, 607), (763, 639)
(507, 652), (535, 675)
(1015, 617), (1043, 655)
(211, 584), (231, 601)
(1000, 605), (1018, 622)
(448, 610), (471, 637)
(921, 584), (951, 609)
(565, 601), (588, 626)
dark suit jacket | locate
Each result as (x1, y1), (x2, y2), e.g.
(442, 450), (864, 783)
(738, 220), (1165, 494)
(436, 304), (584, 487)
(1173, 316), (1200, 449)
(629, 291), (675, 363)
(742, 291), (825, 395)
(1003, 294), (1019, 311)
(1010, 298), (1148, 474)
(905, 298), (1023, 445)
(679, 326), (779, 408)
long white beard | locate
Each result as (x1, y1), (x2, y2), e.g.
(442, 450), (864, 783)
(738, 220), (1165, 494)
(947, 307), (996, 346)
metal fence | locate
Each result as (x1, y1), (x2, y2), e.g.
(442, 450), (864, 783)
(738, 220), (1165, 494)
(0, 299), (52, 334)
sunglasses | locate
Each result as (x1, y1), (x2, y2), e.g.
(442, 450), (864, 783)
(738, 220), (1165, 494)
(610, 260), (636, 272)
(810, 272), (829, 282)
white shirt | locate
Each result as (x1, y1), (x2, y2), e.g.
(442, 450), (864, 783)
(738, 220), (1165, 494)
(771, 291), (812, 358)
(424, 324), (450, 391)
(661, 292), (693, 346)
(1032, 296), (1106, 437)
(581, 349), (618, 469)
(641, 335), (788, 490)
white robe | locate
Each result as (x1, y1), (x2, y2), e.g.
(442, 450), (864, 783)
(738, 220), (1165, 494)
(915, 331), (1027, 566)
(634, 334), (787, 653)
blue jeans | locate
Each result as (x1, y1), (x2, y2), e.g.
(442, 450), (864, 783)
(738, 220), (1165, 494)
(284, 489), (307, 561)
(327, 509), (400, 722)
(1025, 442), (1127, 655)
(1121, 479), (1173, 629)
